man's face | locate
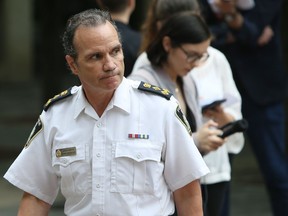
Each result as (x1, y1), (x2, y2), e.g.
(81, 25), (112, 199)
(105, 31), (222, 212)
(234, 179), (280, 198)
(66, 21), (124, 95)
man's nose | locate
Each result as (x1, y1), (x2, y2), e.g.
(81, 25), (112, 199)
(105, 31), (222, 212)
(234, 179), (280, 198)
(103, 55), (116, 71)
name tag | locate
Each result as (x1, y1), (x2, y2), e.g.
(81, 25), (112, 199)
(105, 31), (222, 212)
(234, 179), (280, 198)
(56, 147), (76, 158)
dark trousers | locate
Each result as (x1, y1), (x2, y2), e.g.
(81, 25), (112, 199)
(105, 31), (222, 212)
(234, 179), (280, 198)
(203, 181), (230, 216)
(242, 98), (288, 216)
(220, 154), (234, 216)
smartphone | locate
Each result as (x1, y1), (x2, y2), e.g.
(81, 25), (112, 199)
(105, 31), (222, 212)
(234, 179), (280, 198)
(201, 99), (227, 113)
(218, 119), (248, 138)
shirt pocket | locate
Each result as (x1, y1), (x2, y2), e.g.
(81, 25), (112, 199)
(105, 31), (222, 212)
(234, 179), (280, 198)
(110, 140), (163, 194)
(52, 144), (91, 196)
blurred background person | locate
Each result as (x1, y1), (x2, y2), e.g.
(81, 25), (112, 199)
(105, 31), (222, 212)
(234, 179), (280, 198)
(198, 0), (288, 215)
(96, 0), (142, 77)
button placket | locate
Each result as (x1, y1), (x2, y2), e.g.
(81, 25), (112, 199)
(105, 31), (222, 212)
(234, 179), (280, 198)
(92, 119), (106, 214)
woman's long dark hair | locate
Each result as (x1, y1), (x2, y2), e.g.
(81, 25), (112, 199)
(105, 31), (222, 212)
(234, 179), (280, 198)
(147, 11), (211, 67)
(140, 0), (200, 53)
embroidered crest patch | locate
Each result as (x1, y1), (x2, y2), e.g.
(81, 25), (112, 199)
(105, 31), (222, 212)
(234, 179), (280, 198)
(24, 118), (43, 148)
(175, 105), (192, 135)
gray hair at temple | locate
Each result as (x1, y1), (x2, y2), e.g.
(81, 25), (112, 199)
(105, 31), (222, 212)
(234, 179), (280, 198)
(62, 9), (120, 59)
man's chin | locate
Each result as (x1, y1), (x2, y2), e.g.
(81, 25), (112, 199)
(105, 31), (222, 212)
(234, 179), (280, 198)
(104, 76), (122, 88)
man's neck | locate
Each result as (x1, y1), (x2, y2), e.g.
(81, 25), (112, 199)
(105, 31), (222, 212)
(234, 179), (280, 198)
(83, 88), (115, 117)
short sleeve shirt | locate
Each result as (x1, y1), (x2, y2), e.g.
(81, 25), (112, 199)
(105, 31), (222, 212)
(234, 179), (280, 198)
(4, 78), (209, 216)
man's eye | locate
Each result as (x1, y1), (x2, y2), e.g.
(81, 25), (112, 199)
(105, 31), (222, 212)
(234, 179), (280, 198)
(91, 53), (102, 60)
(111, 48), (121, 56)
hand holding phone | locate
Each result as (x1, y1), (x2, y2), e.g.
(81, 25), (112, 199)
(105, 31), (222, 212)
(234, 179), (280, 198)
(218, 119), (248, 138)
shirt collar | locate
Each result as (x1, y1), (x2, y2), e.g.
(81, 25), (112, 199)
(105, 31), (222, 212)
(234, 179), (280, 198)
(112, 77), (131, 113)
(73, 86), (89, 119)
(73, 78), (131, 119)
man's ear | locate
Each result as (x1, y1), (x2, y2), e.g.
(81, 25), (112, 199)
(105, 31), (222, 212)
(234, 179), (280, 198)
(65, 55), (78, 75)
(162, 36), (172, 52)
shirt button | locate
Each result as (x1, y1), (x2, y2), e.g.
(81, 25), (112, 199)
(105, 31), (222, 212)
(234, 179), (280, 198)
(96, 184), (100, 188)
(97, 123), (102, 128)
(96, 153), (101, 157)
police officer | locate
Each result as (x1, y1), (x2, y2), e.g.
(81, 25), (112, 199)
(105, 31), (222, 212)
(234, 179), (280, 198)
(4, 9), (209, 215)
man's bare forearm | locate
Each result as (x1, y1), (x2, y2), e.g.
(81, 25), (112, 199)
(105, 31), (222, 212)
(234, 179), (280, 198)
(18, 192), (51, 216)
(173, 180), (203, 216)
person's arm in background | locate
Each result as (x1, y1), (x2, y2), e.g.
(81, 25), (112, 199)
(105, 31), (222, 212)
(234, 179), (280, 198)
(257, 25), (274, 46)
(199, 0), (233, 47)
(200, 0), (283, 47)
(18, 192), (51, 216)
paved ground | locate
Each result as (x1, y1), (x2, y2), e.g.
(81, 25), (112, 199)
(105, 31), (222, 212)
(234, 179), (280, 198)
(0, 81), (273, 215)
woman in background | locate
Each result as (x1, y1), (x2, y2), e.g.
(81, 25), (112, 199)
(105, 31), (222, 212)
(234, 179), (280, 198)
(130, 0), (244, 215)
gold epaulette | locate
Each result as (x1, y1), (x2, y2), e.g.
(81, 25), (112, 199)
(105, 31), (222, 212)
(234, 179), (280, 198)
(43, 88), (73, 111)
(138, 82), (172, 100)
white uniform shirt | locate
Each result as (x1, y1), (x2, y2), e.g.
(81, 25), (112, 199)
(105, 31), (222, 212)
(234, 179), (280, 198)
(4, 78), (209, 216)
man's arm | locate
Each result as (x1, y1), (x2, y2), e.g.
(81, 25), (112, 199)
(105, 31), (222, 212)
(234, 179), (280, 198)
(173, 179), (203, 216)
(18, 192), (51, 216)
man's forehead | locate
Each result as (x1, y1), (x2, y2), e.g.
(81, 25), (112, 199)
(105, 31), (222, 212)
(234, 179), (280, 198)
(73, 23), (121, 55)
(75, 22), (120, 46)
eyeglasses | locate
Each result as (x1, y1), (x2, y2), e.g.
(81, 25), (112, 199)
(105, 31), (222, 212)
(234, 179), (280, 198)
(178, 45), (209, 64)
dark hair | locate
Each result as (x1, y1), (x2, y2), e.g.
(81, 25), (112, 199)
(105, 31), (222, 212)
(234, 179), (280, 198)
(140, 0), (200, 52)
(147, 11), (211, 67)
(97, 0), (129, 13)
(62, 9), (119, 59)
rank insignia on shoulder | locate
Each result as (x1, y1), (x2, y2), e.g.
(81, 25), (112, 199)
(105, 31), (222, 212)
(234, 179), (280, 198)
(24, 118), (43, 148)
(175, 106), (192, 135)
(138, 81), (172, 100)
(44, 88), (73, 111)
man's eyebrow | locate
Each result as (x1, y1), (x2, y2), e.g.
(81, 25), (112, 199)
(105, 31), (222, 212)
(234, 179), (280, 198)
(112, 44), (122, 49)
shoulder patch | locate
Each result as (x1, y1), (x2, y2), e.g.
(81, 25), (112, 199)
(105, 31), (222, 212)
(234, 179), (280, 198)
(44, 88), (73, 111)
(24, 118), (43, 148)
(175, 105), (192, 136)
(138, 81), (172, 100)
